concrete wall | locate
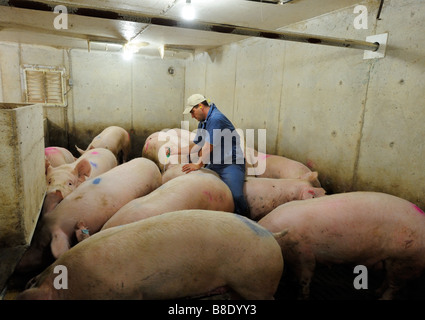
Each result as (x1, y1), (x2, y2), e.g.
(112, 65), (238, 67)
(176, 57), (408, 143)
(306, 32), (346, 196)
(185, 0), (425, 208)
(0, 103), (45, 293)
(0, 0), (424, 209)
(0, 43), (70, 147)
(0, 43), (185, 159)
(68, 49), (185, 158)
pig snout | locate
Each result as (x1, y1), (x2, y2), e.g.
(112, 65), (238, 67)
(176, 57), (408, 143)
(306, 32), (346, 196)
(46, 182), (70, 199)
(42, 190), (64, 215)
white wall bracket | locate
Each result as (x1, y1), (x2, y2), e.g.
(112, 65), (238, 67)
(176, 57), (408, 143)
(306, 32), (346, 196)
(364, 33), (389, 60)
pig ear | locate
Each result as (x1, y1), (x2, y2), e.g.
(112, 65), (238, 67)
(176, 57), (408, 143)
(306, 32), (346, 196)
(42, 190), (64, 216)
(300, 171), (318, 182)
(75, 221), (90, 242)
(300, 171), (322, 187)
(74, 159), (92, 182)
(301, 187), (327, 199)
(51, 229), (70, 259)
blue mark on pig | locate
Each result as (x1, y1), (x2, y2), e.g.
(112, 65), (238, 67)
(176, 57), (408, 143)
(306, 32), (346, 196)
(92, 178), (101, 185)
(235, 214), (272, 237)
(90, 161), (98, 168)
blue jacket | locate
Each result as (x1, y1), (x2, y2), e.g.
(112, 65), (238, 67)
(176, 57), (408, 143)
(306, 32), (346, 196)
(193, 103), (245, 166)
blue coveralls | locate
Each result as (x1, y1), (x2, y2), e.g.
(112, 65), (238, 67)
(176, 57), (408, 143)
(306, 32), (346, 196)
(193, 103), (250, 217)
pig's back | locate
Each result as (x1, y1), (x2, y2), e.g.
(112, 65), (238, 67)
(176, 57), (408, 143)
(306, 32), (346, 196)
(263, 191), (425, 226)
(102, 172), (234, 228)
(47, 158), (161, 230)
(50, 210), (283, 299)
(260, 191), (425, 262)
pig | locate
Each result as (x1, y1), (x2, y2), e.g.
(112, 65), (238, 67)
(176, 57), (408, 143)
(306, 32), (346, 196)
(17, 210), (283, 300)
(141, 131), (162, 166)
(258, 191), (425, 300)
(161, 128), (197, 171)
(76, 126), (131, 163)
(244, 173), (326, 221)
(161, 163), (218, 184)
(142, 128), (196, 172)
(44, 147), (75, 168)
(245, 147), (321, 187)
(102, 170), (234, 229)
(16, 158), (162, 273)
(42, 148), (118, 215)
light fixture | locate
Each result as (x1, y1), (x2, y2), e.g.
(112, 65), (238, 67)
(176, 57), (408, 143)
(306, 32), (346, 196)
(122, 43), (137, 60)
(181, 0), (195, 21)
(122, 41), (150, 60)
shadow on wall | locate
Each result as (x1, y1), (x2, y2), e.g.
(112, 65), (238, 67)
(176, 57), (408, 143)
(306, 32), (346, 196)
(44, 119), (68, 149)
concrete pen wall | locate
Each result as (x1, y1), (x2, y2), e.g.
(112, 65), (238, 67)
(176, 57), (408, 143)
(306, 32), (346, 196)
(0, 0), (424, 209)
(185, 0), (425, 209)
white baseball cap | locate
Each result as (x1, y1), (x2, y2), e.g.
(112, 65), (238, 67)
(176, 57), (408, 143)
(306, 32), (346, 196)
(183, 94), (208, 115)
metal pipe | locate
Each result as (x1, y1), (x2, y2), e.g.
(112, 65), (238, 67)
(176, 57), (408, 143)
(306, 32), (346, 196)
(0, 0), (379, 51)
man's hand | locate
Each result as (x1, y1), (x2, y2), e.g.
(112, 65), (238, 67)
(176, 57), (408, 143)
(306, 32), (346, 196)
(182, 163), (203, 173)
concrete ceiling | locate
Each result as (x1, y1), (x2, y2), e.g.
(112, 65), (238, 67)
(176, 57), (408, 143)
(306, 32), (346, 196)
(0, 0), (364, 58)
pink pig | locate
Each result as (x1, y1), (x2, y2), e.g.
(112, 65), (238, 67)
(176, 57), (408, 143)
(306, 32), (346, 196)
(160, 167), (326, 221)
(16, 158), (161, 273)
(42, 148), (118, 215)
(245, 147), (321, 187)
(44, 147), (76, 169)
(76, 126), (131, 163)
(102, 170), (234, 229)
(142, 128), (195, 172)
(141, 131), (162, 166)
(244, 174), (326, 221)
(17, 210), (283, 300)
(161, 163), (216, 184)
(258, 191), (425, 300)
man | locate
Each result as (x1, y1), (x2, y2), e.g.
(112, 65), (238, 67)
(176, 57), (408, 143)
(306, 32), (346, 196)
(179, 93), (249, 217)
